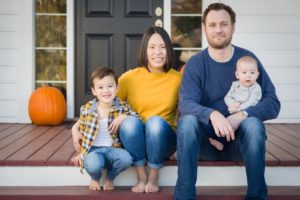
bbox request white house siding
[0,0,33,123]
[203,0,300,123]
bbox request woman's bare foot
[209,137,224,151]
[145,168,159,193]
[131,166,147,193]
[89,179,101,190]
[103,178,114,191]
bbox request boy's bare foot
[89,179,101,190]
[103,178,114,191]
[145,168,159,193]
[209,137,224,151]
[131,166,147,193]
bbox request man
[174,3,280,200]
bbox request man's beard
[207,35,233,49]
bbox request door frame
[66,0,172,118]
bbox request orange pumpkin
[28,86,67,125]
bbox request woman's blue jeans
[174,115,268,200]
[119,116,176,169]
[84,146,132,181]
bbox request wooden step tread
[1,123,300,166]
[0,186,300,200]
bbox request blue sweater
[179,45,280,125]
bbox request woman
[72,26,181,193]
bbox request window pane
[171,0,202,14]
[36,15,66,47]
[36,49,66,81]
[171,16,202,48]
[35,0,66,13]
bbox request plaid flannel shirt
[79,97,137,164]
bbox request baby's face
[235,62,259,87]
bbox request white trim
[0,166,299,186]
[164,0,171,36]
[66,0,74,118]
[16,0,34,123]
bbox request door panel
[75,0,163,116]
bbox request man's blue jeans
[119,116,176,169]
[174,115,268,200]
[84,146,132,181]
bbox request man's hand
[226,111,247,131]
[210,111,235,142]
[71,120,82,153]
[109,114,128,133]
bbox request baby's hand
[109,114,128,133]
[228,103,240,113]
[71,153,82,167]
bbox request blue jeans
[84,146,132,181]
[174,115,268,200]
[119,116,176,169]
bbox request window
[171,0,202,71]
[35,0,67,98]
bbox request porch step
[0,186,299,200]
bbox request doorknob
[155,7,162,17]
[155,19,163,27]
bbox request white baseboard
[0,166,299,186]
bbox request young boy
[209,56,262,151]
[71,67,137,191]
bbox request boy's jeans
[84,146,132,181]
[174,115,268,200]
[119,116,176,169]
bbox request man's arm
[180,58,235,141]
[179,59,214,125]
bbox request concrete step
[0,186,300,200]
[1,166,300,187]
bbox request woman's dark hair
[137,26,174,72]
[90,67,118,87]
[202,3,236,25]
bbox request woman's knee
[120,116,143,139]
[145,116,167,136]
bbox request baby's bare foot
[103,178,114,191]
[89,179,101,191]
[209,137,224,151]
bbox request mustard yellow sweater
[118,67,182,129]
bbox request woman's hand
[71,120,82,153]
[109,114,128,133]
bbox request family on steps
[71,3,280,200]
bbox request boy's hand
[109,114,128,133]
[71,120,82,153]
[71,154,82,167]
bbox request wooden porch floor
[0,123,300,166]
